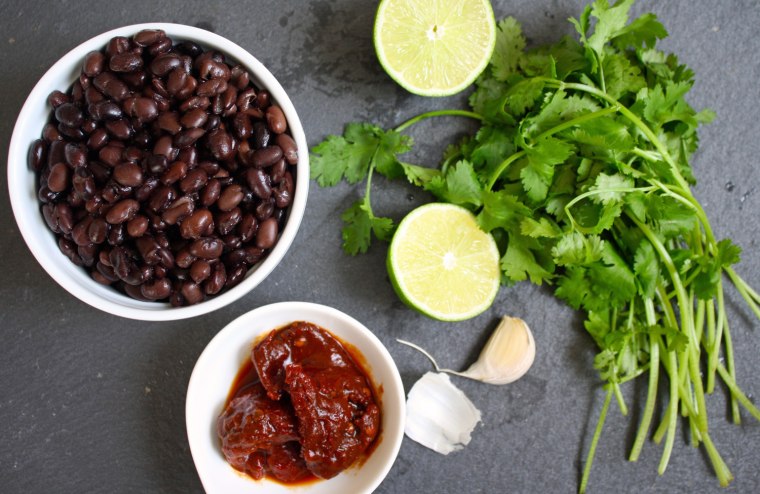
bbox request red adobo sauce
[217,321,382,484]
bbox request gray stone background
[1,0,759,492]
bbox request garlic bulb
[404,372,482,455]
[398,315,536,385]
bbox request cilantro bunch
[310,0,760,490]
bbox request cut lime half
[374,0,497,97]
[387,203,501,321]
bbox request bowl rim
[7,22,309,321]
[185,301,406,494]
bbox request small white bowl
[186,302,405,494]
[6,23,309,320]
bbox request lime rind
[387,203,501,321]
[374,0,497,97]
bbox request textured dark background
[1,1,759,493]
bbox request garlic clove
[461,316,535,385]
[404,372,482,455]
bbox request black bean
[140,278,172,300]
[189,259,211,284]
[174,127,206,148]
[225,264,247,288]
[105,36,130,57]
[200,178,221,206]
[255,217,278,249]
[180,209,214,240]
[238,213,257,242]
[93,72,129,101]
[180,281,204,305]
[265,105,287,134]
[245,168,272,199]
[55,103,84,128]
[251,145,282,168]
[109,52,143,72]
[216,207,242,235]
[48,90,70,108]
[47,162,70,192]
[150,53,182,77]
[180,108,208,128]
[166,68,188,95]
[161,160,188,185]
[87,128,109,150]
[270,158,287,184]
[162,196,194,225]
[133,29,165,47]
[89,100,123,121]
[206,129,234,160]
[217,184,244,211]
[29,139,47,172]
[58,123,85,141]
[105,198,139,224]
[275,133,298,165]
[189,237,224,259]
[157,111,182,135]
[197,78,227,97]
[204,263,226,295]
[179,168,208,194]
[127,215,149,237]
[105,119,133,140]
[252,121,270,149]
[87,217,109,244]
[113,161,144,187]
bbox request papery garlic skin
[461,316,536,385]
[404,372,482,455]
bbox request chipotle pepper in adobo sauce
[217,321,382,484]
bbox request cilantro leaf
[521,137,575,202]
[491,17,526,81]
[310,123,411,186]
[501,233,554,284]
[633,240,659,298]
[477,189,532,233]
[586,0,635,56]
[588,172,635,204]
[400,162,441,187]
[520,216,562,238]
[341,198,394,255]
[423,160,483,207]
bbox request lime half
[374,0,497,97]
[387,203,501,321]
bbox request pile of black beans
[29,29,298,306]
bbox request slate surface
[1,1,759,493]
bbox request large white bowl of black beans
[7,23,309,321]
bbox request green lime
[373,0,497,97]
[387,203,501,321]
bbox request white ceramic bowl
[7,23,309,320]
[186,302,405,494]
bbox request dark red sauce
[217,321,382,484]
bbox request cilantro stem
[580,387,612,494]
[628,330,659,462]
[485,106,618,190]
[705,299,717,393]
[716,363,760,421]
[653,286,679,473]
[719,283,742,423]
[726,267,760,305]
[393,109,483,133]
[486,150,526,190]
[725,268,760,321]
[702,431,734,487]
[631,215,708,433]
